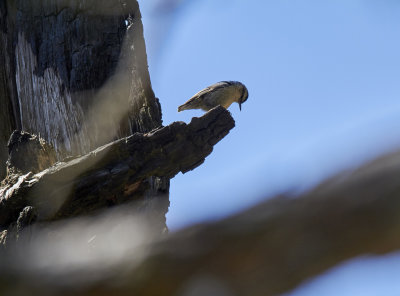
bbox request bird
[178,81,249,112]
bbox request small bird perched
[178,81,249,112]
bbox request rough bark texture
[6,130,57,175]
[0,106,234,232]
[0,0,19,180]
[1,149,400,295]
[0,0,168,230]
[2,0,161,156]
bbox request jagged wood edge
[0,106,235,227]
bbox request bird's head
[238,83,249,111]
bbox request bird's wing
[183,81,233,105]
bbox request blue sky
[138,1,400,294]
[284,251,400,296]
[140,0,400,227]
[138,0,400,294]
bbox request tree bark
[0,0,168,231]
[0,106,234,229]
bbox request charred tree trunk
[0,0,169,231]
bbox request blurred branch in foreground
[2,147,400,295]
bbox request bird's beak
[239,102,242,111]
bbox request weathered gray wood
[0,0,169,232]
[0,106,234,228]
[1,0,161,157]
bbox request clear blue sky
[141,0,400,227]
[139,1,400,292]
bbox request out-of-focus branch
[2,148,400,295]
[80,150,400,296]
[0,106,234,227]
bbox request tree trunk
[0,0,168,230]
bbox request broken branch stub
[0,106,235,227]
